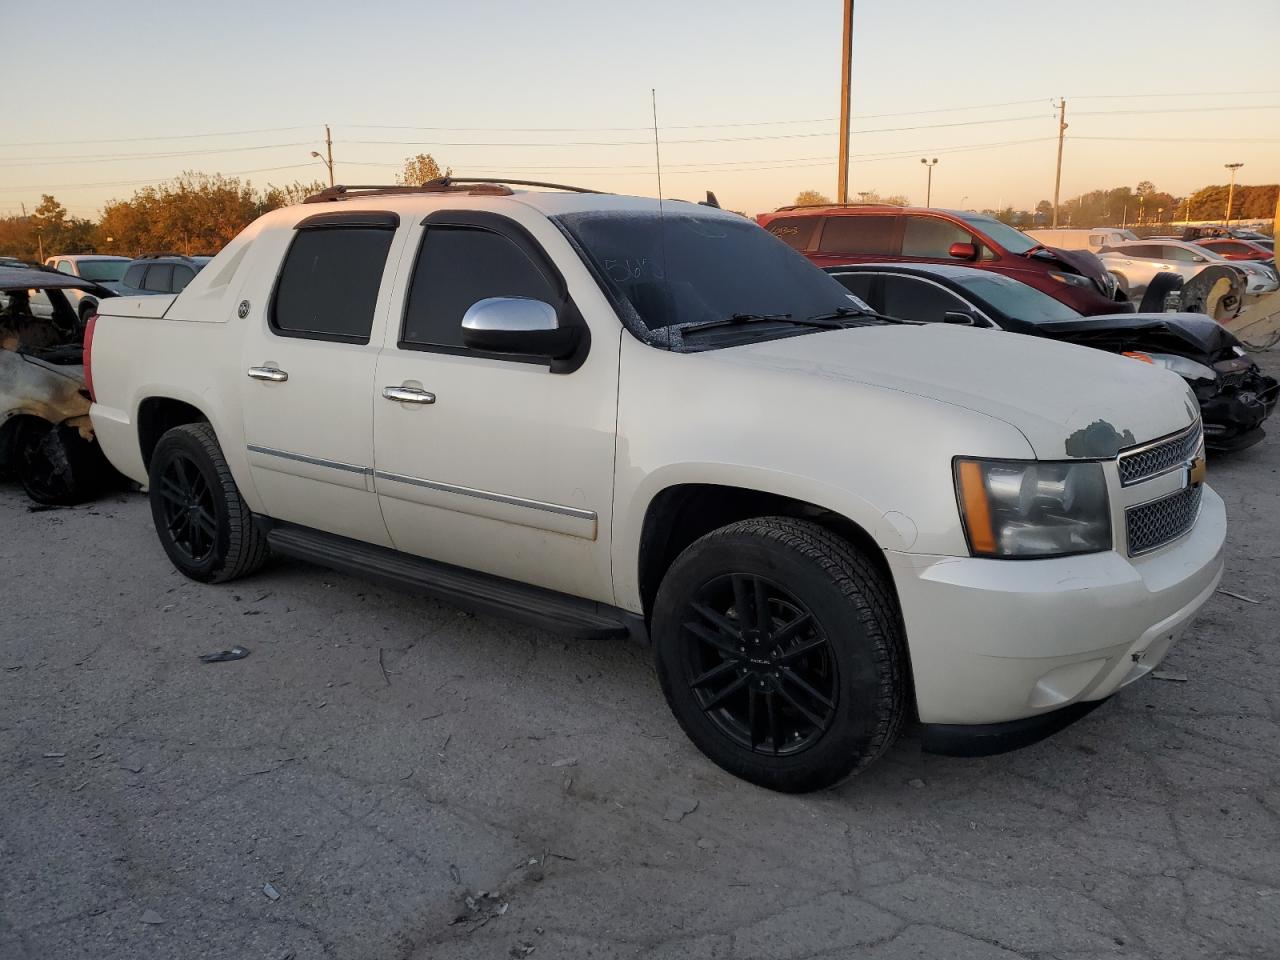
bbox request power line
[1071,134,1280,143]
[1071,89,1280,100]
[0,163,317,193]
[0,141,314,167]
[0,125,318,148]
[1075,104,1280,117]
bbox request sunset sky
[2,0,1277,219]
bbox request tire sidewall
[653,531,892,791]
[148,429,233,582]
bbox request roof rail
[772,201,906,212]
[303,177,603,204]
[136,251,201,260]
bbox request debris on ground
[1152,670,1189,683]
[908,778,926,788]
[139,909,164,925]
[1217,588,1261,604]
[263,882,281,901]
[550,757,578,768]
[663,796,699,822]
[43,752,66,758]
[511,942,536,957]
[449,890,509,930]
[378,648,391,685]
[120,758,144,773]
[198,645,250,664]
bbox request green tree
[794,189,830,206]
[398,154,451,186]
[27,194,97,257]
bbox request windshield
[554,211,859,345]
[956,214,1038,254]
[953,272,1080,324]
[76,260,128,282]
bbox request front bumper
[887,484,1226,726]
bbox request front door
[372,209,617,603]
[239,211,405,547]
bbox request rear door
[238,210,405,546]
[810,213,901,267]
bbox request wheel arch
[137,396,210,470]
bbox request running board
[264,521,642,641]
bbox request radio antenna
[652,88,671,351]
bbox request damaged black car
[827,262,1277,451]
[0,265,121,503]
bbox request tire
[1108,272,1130,298]
[18,421,101,506]
[148,423,269,583]
[652,517,907,793]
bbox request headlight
[1122,351,1217,382]
[1048,271,1092,288]
[954,458,1111,558]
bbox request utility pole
[920,158,937,207]
[1051,98,1067,227]
[836,0,854,204]
[1224,162,1243,227]
[325,124,335,187]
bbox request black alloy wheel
[155,452,219,563]
[683,573,837,756]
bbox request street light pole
[1052,97,1067,227]
[311,125,335,187]
[920,158,937,207]
[836,0,854,204]
[1224,162,1243,227]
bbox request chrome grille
[1126,484,1203,555]
[1117,423,1202,487]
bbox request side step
[265,521,642,641]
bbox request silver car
[1099,239,1279,297]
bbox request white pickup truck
[88,180,1226,791]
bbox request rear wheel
[18,421,101,505]
[652,517,907,792]
[148,423,269,583]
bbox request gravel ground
[2,352,1278,960]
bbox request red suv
[1194,237,1276,267]
[757,204,1129,316]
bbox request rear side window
[881,276,969,324]
[124,263,147,287]
[902,216,973,258]
[400,226,557,351]
[830,272,879,308]
[172,265,196,292]
[818,215,898,256]
[764,216,820,251]
[144,264,173,292]
[56,260,75,275]
[272,227,394,343]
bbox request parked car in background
[1098,239,1278,298]
[0,265,119,503]
[827,261,1277,451]
[758,204,1129,316]
[88,179,1224,792]
[1025,227,1138,252]
[44,254,131,322]
[118,254,213,296]
[1195,237,1276,268]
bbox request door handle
[383,385,436,404]
[247,366,289,382]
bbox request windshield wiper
[803,306,915,326]
[680,312,818,334]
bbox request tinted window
[172,265,196,292]
[272,227,394,342]
[818,215,898,256]
[1121,244,1165,259]
[830,272,879,308]
[902,216,973,258]
[124,263,147,287]
[954,273,1079,323]
[881,275,969,324]
[77,260,128,282]
[143,264,173,292]
[763,216,820,251]
[401,226,557,350]
[1215,242,1250,254]
[1161,245,1205,263]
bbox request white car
[86,180,1225,792]
[45,254,132,321]
[1099,239,1279,296]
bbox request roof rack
[304,177,603,204]
[136,252,203,260]
[772,201,907,212]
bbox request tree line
[0,154,450,261]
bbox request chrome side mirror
[460,297,580,358]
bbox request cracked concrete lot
[2,353,1279,960]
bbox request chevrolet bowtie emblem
[1185,456,1206,488]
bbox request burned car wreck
[826,262,1278,451]
[0,266,119,503]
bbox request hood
[1034,312,1238,363]
[708,324,1198,460]
[1033,245,1106,281]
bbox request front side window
[272,227,394,343]
[555,211,857,345]
[817,215,898,256]
[763,216,820,251]
[902,216,974,259]
[956,215,1037,254]
[880,276,970,324]
[401,226,558,350]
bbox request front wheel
[652,517,908,792]
[148,423,269,583]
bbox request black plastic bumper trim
[919,698,1108,758]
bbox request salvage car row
[1,180,1271,792]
